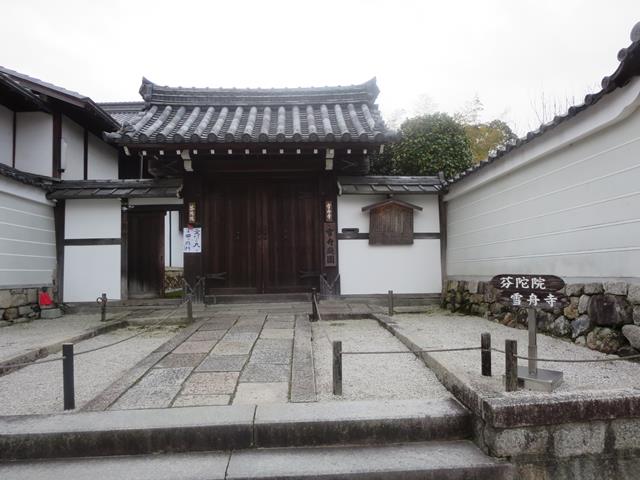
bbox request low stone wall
[0,287,43,326]
[442,279,640,356]
[165,267,184,292]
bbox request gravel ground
[0,313,128,363]
[392,311,640,397]
[0,325,180,415]
[312,319,451,402]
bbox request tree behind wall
[372,113,473,179]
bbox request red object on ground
[39,291,53,307]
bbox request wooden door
[128,210,164,298]
[204,175,320,294]
[260,178,320,293]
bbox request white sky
[2,0,639,134]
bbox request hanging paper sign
[183,227,202,253]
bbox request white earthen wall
[14,112,52,177]
[60,116,84,180]
[0,177,55,287]
[87,133,118,179]
[337,194,441,294]
[445,104,640,282]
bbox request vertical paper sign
[183,227,202,253]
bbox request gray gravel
[392,311,640,397]
[312,319,451,402]
[0,326,180,415]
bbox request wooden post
[311,288,318,322]
[186,294,193,323]
[481,332,491,377]
[62,343,75,410]
[332,341,342,395]
[100,293,107,322]
[388,290,394,316]
[505,339,518,392]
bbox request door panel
[128,210,164,298]
[204,175,320,294]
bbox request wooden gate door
[128,210,165,298]
[205,175,320,294]
[259,178,320,293]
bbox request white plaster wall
[14,112,52,177]
[337,194,441,294]
[60,116,84,180]
[164,211,184,268]
[0,180,55,287]
[0,104,13,166]
[63,245,120,301]
[445,104,640,282]
[87,133,118,179]
[65,199,121,239]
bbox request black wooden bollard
[100,293,107,322]
[332,341,342,395]
[311,288,318,322]
[388,290,394,316]
[62,343,75,410]
[505,339,518,392]
[186,294,193,323]
[481,332,492,377]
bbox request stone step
[206,293,311,304]
[0,441,514,480]
[0,399,471,460]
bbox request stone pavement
[108,312,312,409]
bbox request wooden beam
[83,129,88,180]
[52,112,62,178]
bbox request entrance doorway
[204,175,321,294]
[127,210,165,298]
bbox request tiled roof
[0,72,49,111]
[0,65,119,132]
[338,176,444,195]
[104,78,393,145]
[448,21,640,185]
[0,163,56,189]
[47,178,182,200]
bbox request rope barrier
[489,347,640,363]
[342,346,482,355]
[0,298,190,371]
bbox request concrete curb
[0,399,470,460]
[0,320,128,377]
[372,313,640,429]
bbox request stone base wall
[0,287,44,326]
[442,279,640,356]
[165,267,184,292]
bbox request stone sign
[490,274,566,309]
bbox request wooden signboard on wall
[362,198,423,245]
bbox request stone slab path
[109,312,313,409]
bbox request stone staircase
[0,399,513,479]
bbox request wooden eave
[361,198,423,212]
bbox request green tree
[464,119,517,164]
[391,113,473,178]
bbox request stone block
[634,306,640,326]
[3,307,18,320]
[588,294,632,326]
[550,316,571,337]
[563,297,579,320]
[604,281,628,296]
[565,283,584,297]
[172,394,230,407]
[18,305,33,316]
[26,288,38,304]
[467,280,479,294]
[621,325,640,350]
[233,382,288,404]
[10,294,27,308]
[0,320,9,328]
[240,363,290,383]
[486,426,550,457]
[612,418,640,451]
[136,367,193,388]
[483,285,499,303]
[155,353,206,369]
[0,290,12,309]
[553,422,606,457]
[583,283,604,295]
[449,280,459,291]
[571,315,592,339]
[578,295,591,314]
[575,336,586,346]
[627,284,640,305]
[39,308,63,319]
[181,372,239,395]
[586,328,626,354]
[196,355,248,372]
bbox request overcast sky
[2,1,639,134]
